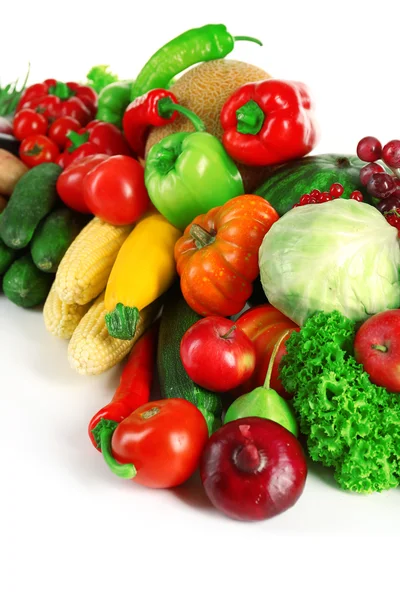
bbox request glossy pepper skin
[131,24,262,101]
[58,120,132,169]
[89,324,158,451]
[16,79,97,126]
[144,107,244,231]
[123,89,179,158]
[220,79,319,166]
[96,81,132,129]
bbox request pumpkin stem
[190,223,215,249]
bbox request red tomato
[111,399,209,488]
[56,154,109,212]
[13,109,48,141]
[19,134,60,168]
[83,155,150,225]
[61,97,91,126]
[48,116,81,150]
[21,95,62,120]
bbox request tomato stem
[99,422,137,479]
[190,223,216,249]
[263,329,292,390]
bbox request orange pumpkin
[174,194,279,317]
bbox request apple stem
[371,344,388,353]
[221,324,236,339]
[263,329,293,390]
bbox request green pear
[224,329,298,437]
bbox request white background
[1,1,399,598]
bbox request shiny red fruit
[382,140,400,169]
[180,316,256,393]
[112,399,209,489]
[200,417,308,521]
[13,109,48,140]
[356,136,382,162]
[360,162,385,186]
[354,309,400,393]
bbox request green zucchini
[157,283,223,434]
[30,207,83,273]
[255,154,375,216]
[0,162,62,249]
[3,255,53,307]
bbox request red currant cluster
[357,136,400,236]
[293,183,363,208]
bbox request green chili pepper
[131,23,262,101]
[96,81,133,129]
[144,98,244,230]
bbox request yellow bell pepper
[104,211,181,340]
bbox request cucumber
[255,154,375,216]
[157,283,223,434]
[0,239,17,275]
[0,162,62,249]
[30,207,83,273]
[3,255,53,307]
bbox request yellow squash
[104,211,181,340]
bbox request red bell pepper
[122,88,179,157]
[220,79,319,166]
[56,154,109,213]
[89,324,158,451]
[58,120,132,169]
[16,79,97,125]
[83,155,150,225]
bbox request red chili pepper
[122,88,179,157]
[220,79,319,166]
[58,120,132,169]
[16,79,97,126]
[88,324,158,451]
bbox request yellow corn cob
[68,292,160,375]
[43,282,91,340]
[55,217,132,306]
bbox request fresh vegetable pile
[3,22,400,523]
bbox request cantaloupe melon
[145,60,273,193]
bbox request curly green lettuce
[280,310,400,494]
[86,65,119,94]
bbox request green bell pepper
[96,81,133,129]
[144,101,244,230]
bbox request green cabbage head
[259,198,400,326]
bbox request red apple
[354,309,400,393]
[200,417,307,521]
[180,316,256,393]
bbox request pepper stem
[98,421,137,479]
[233,35,263,46]
[48,81,74,100]
[236,100,265,135]
[67,130,90,152]
[263,329,293,390]
[190,223,216,249]
[157,97,206,132]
